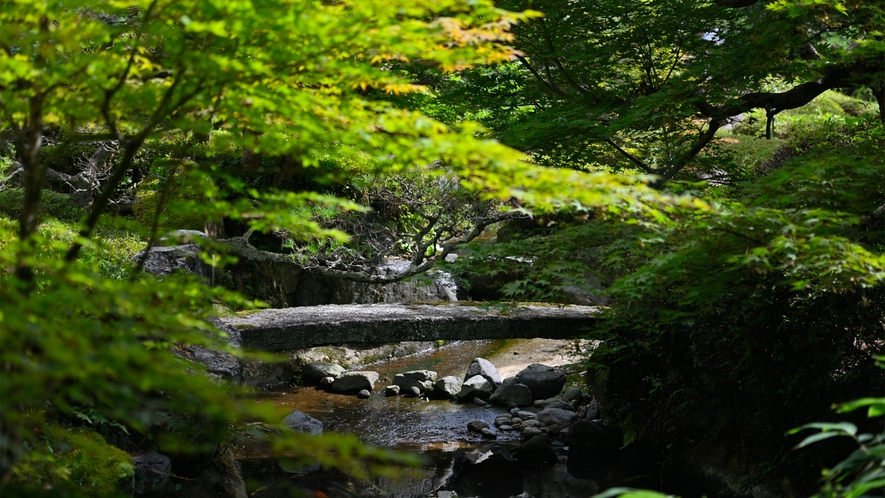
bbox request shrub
[0,189,84,224]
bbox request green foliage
[0,189,84,223]
[594,489,673,498]
[404,0,884,185]
[451,117,884,490]
[589,120,884,488]
[8,426,134,497]
[132,174,209,233]
[716,135,787,176]
[1,0,606,492]
[731,90,879,138]
[596,364,885,498]
[787,360,885,498]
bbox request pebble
[473,398,487,406]
[480,428,497,439]
[407,386,422,397]
[467,421,489,433]
[319,377,334,388]
[384,385,400,396]
[511,417,523,425]
[499,425,514,431]
[357,389,371,399]
[514,411,536,420]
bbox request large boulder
[283,411,324,435]
[489,383,533,407]
[185,345,243,384]
[431,376,462,399]
[515,363,566,400]
[134,231,214,284]
[331,371,379,393]
[393,370,438,393]
[537,407,578,434]
[240,361,296,390]
[302,362,346,383]
[457,375,495,402]
[464,358,502,388]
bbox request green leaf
[594,488,675,498]
[836,398,885,418]
[788,422,857,436]
[794,431,841,449]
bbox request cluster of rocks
[279,355,620,485]
[300,356,603,441]
[298,356,576,408]
[300,359,465,400]
[463,367,601,443]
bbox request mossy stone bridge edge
[219,303,602,352]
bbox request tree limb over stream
[220,207,528,284]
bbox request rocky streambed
[239,338,620,498]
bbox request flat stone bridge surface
[220,303,600,351]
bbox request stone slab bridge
[220,303,601,351]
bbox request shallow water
[242,338,596,497]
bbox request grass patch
[0,214,145,280]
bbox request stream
[239,338,601,498]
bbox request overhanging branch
[699,60,883,120]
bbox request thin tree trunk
[14,93,45,283]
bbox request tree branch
[603,138,656,174]
[657,116,724,185]
[700,60,883,120]
[515,55,573,100]
[217,211,528,285]
[540,19,589,96]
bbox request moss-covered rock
[8,426,135,497]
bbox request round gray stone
[467,421,490,433]
[302,362,346,383]
[283,410,324,435]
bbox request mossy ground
[8,426,135,497]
